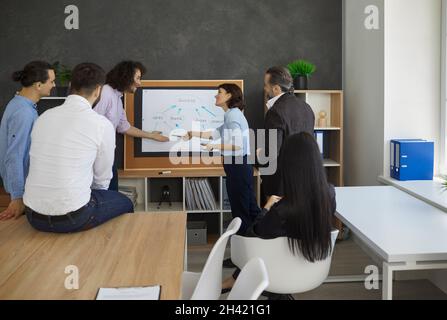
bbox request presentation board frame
[124,80,244,171]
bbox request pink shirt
[94,84,131,134]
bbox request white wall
[382,0,444,295]
[343,0,385,186]
[434,0,447,294]
[383,0,442,177]
[344,0,446,294]
[344,0,441,185]
[440,0,447,175]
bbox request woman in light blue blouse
[185,84,260,235]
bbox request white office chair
[231,230,339,298]
[181,218,242,300]
[227,258,269,300]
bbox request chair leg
[261,291,294,300]
[261,291,276,300]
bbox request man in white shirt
[23,63,134,233]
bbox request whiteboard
[141,88,224,153]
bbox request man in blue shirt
[0,61,55,220]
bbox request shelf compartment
[147,202,183,212]
[187,212,221,244]
[134,203,146,212]
[185,177,220,212]
[187,201,221,213]
[326,167,342,187]
[323,159,341,167]
[147,177,183,209]
[314,127,341,131]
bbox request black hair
[70,63,106,96]
[217,83,245,111]
[106,61,146,92]
[279,132,333,262]
[12,61,53,87]
[266,66,294,93]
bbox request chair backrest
[191,218,242,300]
[231,230,339,294]
[227,258,269,300]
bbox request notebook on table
[96,285,161,300]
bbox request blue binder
[390,139,434,181]
[314,131,325,157]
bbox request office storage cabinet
[118,169,261,244]
[187,221,208,245]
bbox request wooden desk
[0,212,186,300]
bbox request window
[441,0,447,175]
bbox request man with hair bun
[0,61,55,220]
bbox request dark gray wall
[0,0,342,165]
[1,0,342,125]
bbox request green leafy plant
[52,61,72,87]
[287,59,316,78]
[441,175,447,191]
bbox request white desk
[335,186,447,300]
[378,176,447,212]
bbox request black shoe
[221,288,231,294]
[223,258,236,268]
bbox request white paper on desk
[96,285,160,300]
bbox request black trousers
[223,156,261,235]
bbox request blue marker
[163,105,178,113]
[201,106,216,117]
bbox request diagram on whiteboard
[141,89,225,153]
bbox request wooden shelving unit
[118,169,261,242]
[294,90,344,187]
[264,90,344,187]
[296,90,344,237]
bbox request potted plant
[287,59,316,90]
[442,176,447,191]
[52,61,72,97]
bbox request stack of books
[222,177,231,210]
[118,186,138,208]
[185,178,218,211]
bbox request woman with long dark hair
[222,131,336,291]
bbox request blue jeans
[26,190,134,233]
